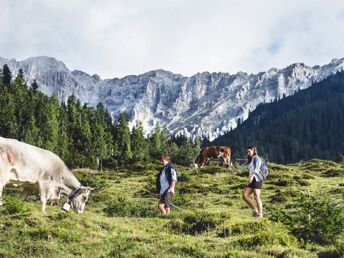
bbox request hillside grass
[0,159,343,257]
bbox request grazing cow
[195,146,232,168]
[0,137,93,213]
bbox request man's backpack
[156,163,178,193]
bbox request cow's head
[217,151,225,159]
[194,148,206,168]
[69,186,94,213]
[194,156,201,168]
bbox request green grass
[0,160,343,257]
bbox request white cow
[0,137,93,213]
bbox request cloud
[0,0,344,78]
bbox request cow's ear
[81,186,94,193]
[83,186,95,191]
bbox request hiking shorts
[247,177,263,189]
[159,189,173,208]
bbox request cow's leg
[205,158,210,165]
[0,177,9,206]
[0,184,3,206]
[224,157,230,168]
[21,186,33,201]
[40,182,61,212]
[40,193,47,213]
[39,181,49,213]
[48,185,61,206]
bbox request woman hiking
[242,145,264,218]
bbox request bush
[302,173,315,179]
[229,221,297,248]
[183,212,222,234]
[271,178,295,187]
[107,236,137,257]
[269,189,300,204]
[292,194,344,244]
[129,162,147,172]
[228,181,247,190]
[323,168,344,177]
[172,194,191,207]
[103,196,158,217]
[235,169,249,178]
[328,187,344,197]
[268,207,292,226]
[270,193,344,245]
[269,194,288,203]
[2,196,30,215]
[27,226,81,242]
[335,234,344,257]
[171,245,206,257]
[177,172,191,182]
[218,221,268,237]
[257,248,311,258]
[198,165,228,175]
[75,172,107,190]
[167,218,184,234]
[168,211,230,235]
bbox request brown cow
[195,146,232,168]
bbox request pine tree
[14,69,25,86]
[43,93,60,153]
[168,136,201,166]
[0,78,7,135]
[159,128,169,153]
[168,142,179,158]
[57,102,70,162]
[31,79,39,91]
[66,95,86,167]
[212,71,344,163]
[2,64,12,86]
[176,139,196,165]
[11,69,30,140]
[92,103,113,170]
[131,121,147,162]
[23,115,42,146]
[149,123,162,158]
[79,105,93,167]
[0,67,3,84]
[3,94,18,138]
[116,111,132,163]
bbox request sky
[1,0,344,79]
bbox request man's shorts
[159,189,173,208]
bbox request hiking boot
[256,213,263,218]
[252,210,263,218]
[252,209,259,217]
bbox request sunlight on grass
[0,159,343,257]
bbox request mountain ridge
[1,56,344,140]
[211,70,344,163]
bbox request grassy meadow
[0,159,343,258]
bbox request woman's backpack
[258,161,269,180]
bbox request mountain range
[1,56,344,140]
[211,70,344,163]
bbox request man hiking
[156,155,177,215]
